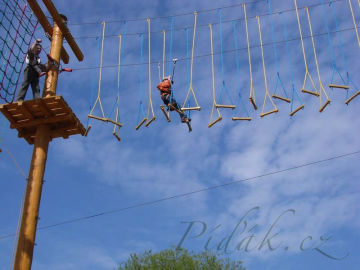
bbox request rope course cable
[281,13,305,116]
[256,16,278,117]
[243,3,257,111]
[66,0,345,41]
[232,20,251,121]
[1,149,359,240]
[267,0,291,104]
[67,0,267,26]
[182,12,201,112]
[0,0,38,103]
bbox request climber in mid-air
[157,75,192,132]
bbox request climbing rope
[243,3,257,110]
[182,11,201,111]
[348,0,360,48]
[85,36,101,136]
[88,21,107,122]
[256,16,278,117]
[144,18,156,127]
[111,34,124,141]
[305,6,331,112]
[232,21,251,121]
[184,27,192,119]
[294,0,318,97]
[135,33,148,130]
[320,0,349,91]
[281,13,304,116]
[208,23,222,128]
[107,21,127,141]
[267,0,290,103]
[331,2,360,104]
[216,8,236,110]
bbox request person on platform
[16,39,48,101]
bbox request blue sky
[1,0,360,269]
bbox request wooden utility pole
[0,1,84,270]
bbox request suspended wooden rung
[107,118,123,127]
[208,116,222,128]
[272,95,291,103]
[319,99,331,113]
[215,104,236,109]
[160,105,171,122]
[136,117,148,130]
[345,90,360,105]
[181,106,201,111]
[232,117,252,121]
[301,89,319,97]
[168,104,182,114]
[249,97,257,110]
[329,84,349,90]
[289,105,305,117]
[260,109,279,118]
[88,114,107,122]
[145,116,156,127]
[113,132,121,142]
[84,125,92,137]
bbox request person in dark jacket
[16,39,47,101]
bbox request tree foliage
[118,248,246,270]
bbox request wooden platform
[0,96,86,144]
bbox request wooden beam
[232,117,252,121]
[41,0,84,62]
[181,106,201,111]
[136,118,148,130]
[289,105,305,116]
[260,109,279,117]
[208,117,222,128]
[26,0,70,64]
[215,104,236,109]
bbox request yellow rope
[162,30,166,80]
[182,12,200,110]
[305,7,330,111]
[243,4,257,110]
[113,34,122,137]
[256,16,278,117]
[349,0,360,47]
[145,18,155,126]
[208,23,222,128]
[294,0,318,95]
[88,21,106,119]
